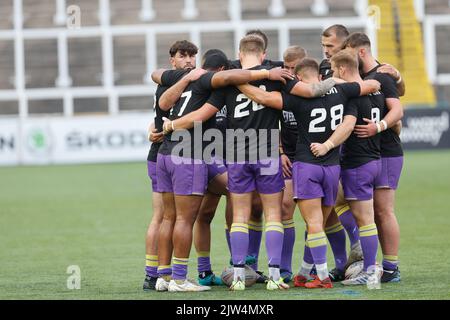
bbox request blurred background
[0,0,449,166]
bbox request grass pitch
[1,151,450,300]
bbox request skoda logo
[27,127,52,155]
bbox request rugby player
[343,32,404,283]
[279,46,307,282]
[143,40,198,291]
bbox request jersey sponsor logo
[282,111,297,126]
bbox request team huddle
[143,24,404,292]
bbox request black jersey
[319,59,333,80]
[340,94,384,169]
[207,65,298,162]
[229,59,284,70]
[147,85,171,162]
[281,83,361,166]
[158,70,216,159]
[363,64,403,157]
[280,109,298,162]
[215,105,228,136]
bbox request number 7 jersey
[281,82,361,166]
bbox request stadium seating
[0,0,449,116]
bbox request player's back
[282,83,360,166]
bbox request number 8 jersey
[281,82,361,166]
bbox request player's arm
[289,78,336,98]
[210,67,293,88]
[392,120,402,136]
[147,121,164,143]
[162,103,219,134]
[354,98,404,138]
[359,79,381,96]
[151,69,166,85]
[159,69,207,110]
[237,84,283,110]
[377,63,405,96]
[310,115,357,157]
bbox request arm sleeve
[207,87,227,110]
[282,79,299,93]
[375,73,399,99]
[344,98,359,118]
[339,82,361,99]
[161,69,189,86]
[198,71,216,92]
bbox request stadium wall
[1,108,450,166]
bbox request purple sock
[307,232,328,265]
[230,223,249,265]
[359,224,379,271]
[197,252,211,273]
[337,205,360,246]
[172,257,189,280]
[303,231,314,264]
[382,255,398,270]
[248,220,263,270]
[145,255,158,278]
[280,220,295,272]
[157,265,172,278]
[325,223,347,271]
[265,222,284,266]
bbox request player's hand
[310,143,329,157]
[354,118,378,138]
[186,68,207,82]
[365,79,381,92]
[377,63,401,81]
[281,154,292,178]
[268,67,294,84]
[162,117,173,135]
[148,128,164,143]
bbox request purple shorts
[341,159,382,201]
[292,161,340,206]
[227,158,284,194]
[207,160,227,183]
[147,161,159,192]
[156,154,208,196]
[374,156,403,190]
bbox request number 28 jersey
[281,82,361,166]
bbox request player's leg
[335,183,362,268]
[156,191,176,291]
[280,178,296,282]
[226,163,255,291]
[194,169,228,286]
[167,156,210,292]
[341,160,382,286]
[154,154,176,291]
[144,191,164,290]
[247,192,263,270]
[324,207,347,280]
[374,156,403,283]
[374,188,401,282]
[297,199,333,289]
[143,160,163,291]
[255,158,289,290]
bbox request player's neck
[344,72,363,83]
[362,56,378,73]
[241,56,262,69]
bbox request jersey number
[178,91,192,116]
[234,85,266,119]
[371,107,381,123]
[308,104,344,133]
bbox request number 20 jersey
[281,82,361,166]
